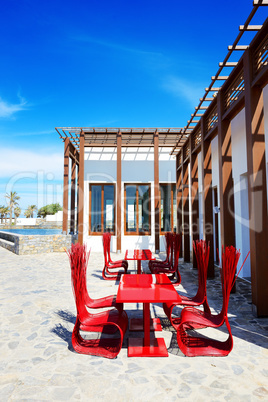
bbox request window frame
[124,183,151,236]
[89,183,116,235]
[159,183,177,234]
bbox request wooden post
[117,131,122,252]
[63,137,69,234]
[244,49,268,316]
[78,131,85,245]
[217,89,236,291]
[201,117,215,278]
[154,130,160,253]
[182,161,190,262]
[217,90,235,248]
[70,148,76,234]
[190,146,199,268]
[176,154,183,257]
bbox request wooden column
[182,161,190,262]
[63,137,70,234]
[218,89,236,292]
[217,90,235,249]
[70,149,76,234]
[117,132,122,252]
[78,131,85,245]
[244,49,268,316]
[154,130,160,253]
[176,154,183,257]
[201,118,215,278]
[190,147,199,268]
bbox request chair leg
[102,266,119,280]
[72,319,124,359]
[177,317,233,357]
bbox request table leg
[129,317,162,332]
[128,303,168,357]
[137,260,141,274]
[143,303,150,346]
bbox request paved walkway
[0,247,268,401]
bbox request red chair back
[172,233,181,284]
[102,232,111,266]
[221,246,241,318]
[163,232,173,264]
[67,243,90,321]
[193,240,210,300]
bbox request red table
[117,274,181,357]
[124,249,154,275]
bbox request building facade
[57,9,268,316]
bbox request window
[160,183,177,233]
[89,184,115,234]
[124,184,151,235]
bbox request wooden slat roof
[56,127,188,151]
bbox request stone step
[0,238,15,253]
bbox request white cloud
[73,35,163,57]
[0,94,29,118]
[162,76,204,108]
[0,147,63,180]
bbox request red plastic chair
[150,233,181,285]
[163,240,211,329]
[67,243,128,358]
[69,242,123,314]
[102,233,128,280]
[148,232,173,271]
[177,246,250,357]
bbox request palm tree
[14,207,21,226]
[0,205,5,224]
[5,191,20,226]
[0,206,9,224]
[24,205,37,218]
[24,210,31,218]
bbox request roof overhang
[56,127,188,152]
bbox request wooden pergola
[56,127,187,252]
[171,10,268,316]
[56,1,268,316]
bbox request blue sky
[0,0,266,215]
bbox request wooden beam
[217,89,236,291]
[211,76,229,80]
[219,62,238,67]
[63,138,69,234]
[201,117,215,278]
[182,161,190,262]
[228,45,249,51]
[217,89,236,248]
[117,132,122,252]
[78,131,85,245]
[70,150,76,234]
[253,0,268,4]
[176,155,183,258]
[154,131,160,253]
[205,88,221,91]
[244,49,268,316]
[190,141,199,268]
[239,25,262,31]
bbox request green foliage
[24,205,37,218]
[5,191,20,224]
[37,203,62,218]
[14,207,21,217]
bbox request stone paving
[0,246,268,401]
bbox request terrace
[1,246,267,399]
[56,2,268,316]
